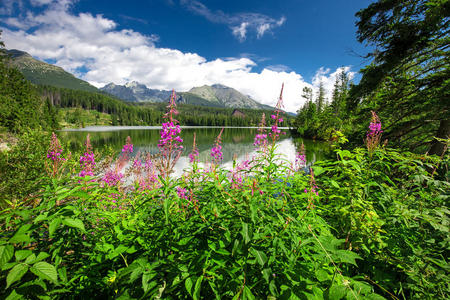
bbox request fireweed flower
[230,159,250,189]
[47,132,64,162]
[102,169,123,187]
[176,187,189,200]
[79,134,96,178]
[254,113,268,149]
[365,111,383,155]
[157,90,183,178]
[294,142,306,171]
[122,136,133,155]
[189,132,199,163]
[306,167,319,210]
[211,128,224,165]
[139,153,159,191]
[269,84,285,144]
[46,132,66,177]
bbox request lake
[58,126,329,176]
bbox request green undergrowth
[0,143,448,299]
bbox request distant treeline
[36,85,292,128]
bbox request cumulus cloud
[312,66,355,103]
[0,1,352,113]
[181,0,285,41]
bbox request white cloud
[181,0,285,41]
[30,0,54,6]
[232,22,249,41]
[312,66,355,103]
[0,2,352,113]
[256,23,270,38]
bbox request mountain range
[100,82,273,110]
[5,49,272,110]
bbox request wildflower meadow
[0,88,448,299]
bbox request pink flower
[269,84,285,143]
[189,133,199,163]
[47,132,65,162]
[254,113,268,149]
[157,90,183,177]
[79,135,96,178]
[102,170,123,186]
[365,111,383,155]
[294,142,306,171]
[211,128,224,164]
[176,187,188,200]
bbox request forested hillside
[0,37,58,133]
[37,85,290,128]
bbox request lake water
[58,126,329,176]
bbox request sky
[0,0,374,112]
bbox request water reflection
[58,126,329,175]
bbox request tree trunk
[428,119,450,156]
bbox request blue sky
[0,0,374,112]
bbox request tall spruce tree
[331,70,350,118]
[316,82,326,113]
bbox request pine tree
[315,82,326,113]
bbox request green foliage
[295,70,352,141]
[0,131,51,207]
[58,107,111,127]
[0,143,388,299]
[350,0,450,154]
[0,49,59,133]
[315,147,449,299]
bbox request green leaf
[34,252,50,264]
[49,218,61,237]
[312,165,325,176]
[330,180,340,189]
[6,264,28,289]
[8,234,31,244]
[365,293,387,300]
[15,250,32,261]
[34,212,49,223]
[24,253,36,264]
[232,239,240,256]
[250,248,267,266]
[262,268,272,283]
[142,272,153,293]
[335,250,361,266]
[62,218,85,232]
[58,267,68,283]
[0,245,14,268]
[178,237,192,246]
[328,285,347,300]
[315,269,329,282]
[193,275,203,300]
[5,289,22,300]
[30,262,58,283]
[185,277,194,297]
[242,223,251,244]
[352,281,372,295]
[243,286,256,300]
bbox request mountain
[186,84,272,110]
[5,49,99,92]
[100,81,171,102]
[101,81,272,110]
